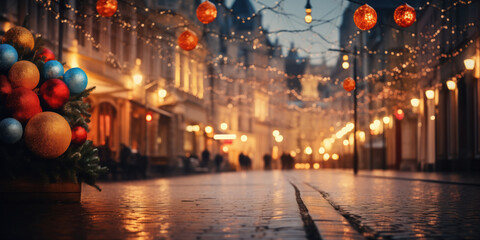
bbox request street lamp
[410,98,420,107]
[133,73,143,85]
[446,80,457,91]
[304,0,312,24]
[220,122,228,131]
[464,58,475,70]
[425,90,435,100]
[329,46,359,174]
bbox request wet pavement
[290,170,480,239]
[1,169,480,239]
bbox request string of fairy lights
[31,0,479,116]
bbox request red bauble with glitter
[96,0,118,17]
[178,30,198,51]
[5,87,42,123]
[343,77,356,92]
[196,1,217,24]
[36,47,55,63]
[394,4,416,28]
[353,4,377,30]
[71,126,87,145]
[39,78,70,109]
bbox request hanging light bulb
[305,0,313,24]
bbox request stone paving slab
[291,178,365,240]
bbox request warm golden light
[222,146,229,153]
[411,98,420,107]
[318,147,325,154]
[383,116,391,124]
[290,150,297,157]
[464,58,475,70]
[158,88,167,98]
[304,13,313,24]
[425,90,435,100]
[332,153,339,160]
[313,163,320,169]
[343,55,349,61]
[342,62,350,69]
[323,153,330,161]
[343,140,349,146]
[240,135,248,142]
[220,122,228,130]
[430,115,436,121]
[275,135,284,143]
[446,80,456,91]
[305,163,311,169]
[358,131,366,142]
[145,112,153,122]
[133,73,143,85]
[272,130,280,137]
[205,126,213,134]
[304,146,313,155]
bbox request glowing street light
[446,80,456,91]
[240,135,248,142]
[332,153,339,160]
[318,147,325,154]
[133,73,143,85]
[304,0,312,23]
[220,122,228,130]
[383,116,391,124]
[410,98,420,107]
[425,90,435,100]
[275,135,284,143]
[205,126,213,134]
[272,130,280,137]
[464,58,475,70]
[342,62,350,69]
[304,146,313,155]
[158,88,167,98]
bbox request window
[98,102,116,147]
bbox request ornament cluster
[353,3,416,31]
[0,26,88,159]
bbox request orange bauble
[8,60,40,89]
[196,1,217,24]
[96,0,118,17]
[178,30,198,51]
[343,77,356,92]
[2,26,35,54]
[353,4,377,31]
[24,112,72,159]
[394,4,416,28]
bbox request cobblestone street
[2,170,480,239]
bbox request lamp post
[329,46,359,174]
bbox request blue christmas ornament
[0,44,18,73]
[0,118,23,144]
[43,60,64,79]
[63,68,88,94]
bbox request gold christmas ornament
[8,60,40,89]
[24,112,72,159]
[2,26,35,54]
[96,0,118,17]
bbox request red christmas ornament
[354,4,377,31]
[394,4,416,28]
[39,79,70,109]
[36,47,55,62]
[196,1,217,24]
[343,77,356,92]
[178,30,198,51]
[71,126,87,145]
[96,0,118,17]
[394,109,405,120]
[0,75,12,101]
[5,87,42,123]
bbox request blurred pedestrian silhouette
[263,154,272,170]
[214,154,223,172]
[239,152,246,170]
[280,152,294,170]
[98,139,116,180]
[201,149,210,168]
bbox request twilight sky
[225,0,349,65]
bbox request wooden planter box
[0,180,81,203]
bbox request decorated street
[2,170,479,239]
